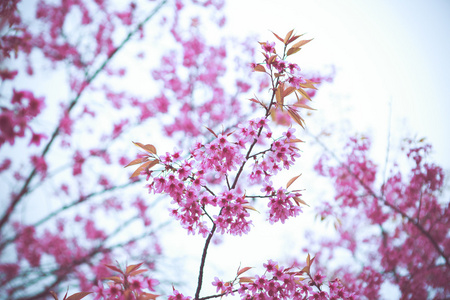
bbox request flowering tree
[304,135,450,299]
[114,30,354,299]
[2,1,449,300]
[0,0,267,298]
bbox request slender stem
[198,289,239,300]
[194,63,282,298]
[194,222,218,300]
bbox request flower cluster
[212,258,354,300]
[0,90,46,147]
[312,136,450,298]
[92,263,159,300]
[141,115,306,237]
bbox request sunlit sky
[223,0,450,169]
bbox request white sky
[222,0,450,169]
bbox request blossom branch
[0,0,168,232]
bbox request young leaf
[124,157,147,168]
[294,277,307,284]
[299,79,318,90]
[292,39,313,49]
[239,277,255,283]
[271,31,284,43]
[50,291,59,300]
[301,266,310,275]
[125,262,144,275]
[130,159,159,178]
[275,85,283,108]
[253,64,266,72]
[287,108,305,129]
[295,89,311,101]
[133,142,157,155]
[237,266,253,276]
[293,196,309,207]
[283,86,296,98]
[286,138,304,143]
[267,54,277,65]
[103,276,123,284]
[287,33,304,45]
[283,29,294,44]
[286,174,302,189]
[66,292,93,300]
[105,264,123,274]
[243,205,260,213]
[293,102,315,110]
[130,269,148,277]
[286,47,301,57]
[204,126,218,138]
[138,293,160,300]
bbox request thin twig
[308,131,450,268]
[0,0,168,232]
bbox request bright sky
[223,0,450,169]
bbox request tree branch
[308,131,450,268]
[0,0,168,232]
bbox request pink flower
[31,155,47,179]
[212,277,224,293]
[261,41,275,53]
[28,132,47,146]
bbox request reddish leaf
[294,277,307,284]
[243,205,260,213]
[253,64,266,72]
[249,98,266,109]
[130,269,148,277]
[275,84,284,108]
[138,293,160,300]
[204,126,218,138]
[133,142,157,155]
[50,291,59,300]
[286,138,304,143]
[105,264,123,274]
[124,157,147,168]
[283,86,296,98]
[286,174,302,189]
[286,47,301,57]
[130,159,159,178]
[287,108,305,129]
[125,262,144,275]
[271,31,284,43]
[104,276,123,284]
[299,79,318,90]
[301,266,310,274]
[239,277,255,283]
[66,292,93,300]
[267,54,277,65]
[295,89,311,102]
[292,39,313,48]
[287,33,304,44]
[237,266,253,276]
[293,196,309,207]
[283,29,294,44]
[293,102,315,110]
